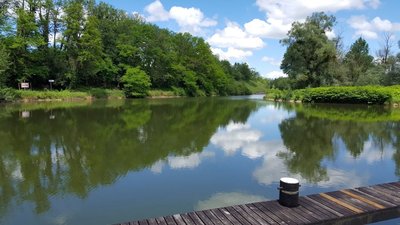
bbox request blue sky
[99,0,400,79]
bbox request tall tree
[280,12,337,88]
[344,37,373,85]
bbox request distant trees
[274,12,400,90]
[343,37,373,85]
[280,12,337,88]
[0,0,263,96]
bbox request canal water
[0,96,399,225]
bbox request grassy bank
[0,88,125,102]
[265,86,400,105]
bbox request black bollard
[278,177,300,207]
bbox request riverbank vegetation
[265,86,400,104]
[0,0,265,100]
[268,12,400,104]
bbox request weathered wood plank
[257,201,298,225]
[208,209,234,225]
[298,198,335,222]
[327,191,376,212]
[340,189,387,209]
[187,212,205,225]
[249,203,286,225]
[115,181,400,225]
[308,194,354,216]
[346,189,396,208]
[217,208,242,224]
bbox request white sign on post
[20,83,30,89]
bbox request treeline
[0,0,261,97]
[270,12,400,90]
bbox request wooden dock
[115,181,400,225]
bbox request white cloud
[144,0,169,22]
[263,70,287,79]
[348,16,400,39]
[207,22,265,50]
[168,151,214,169]
[244,18,291,39]
[150,151,215,173]
[195,192,266,211]
[211,47,253,61]
[261,56,281,66]
[169,6,217,34]
[144,1,217,34]
[246,0,380,40]
[210,122,262,155]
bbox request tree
[280,12,337,88]
[121,66,151,97]
[344,37,373,85]
[0,43,9,87]
[376,32,394,65]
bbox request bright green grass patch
[148,89,178,97]
[265,86,400,105]
[17,90,89,100]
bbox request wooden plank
[172,214,188,225]
[202,210,225,225]
[301,196,343,218]
[232,205,270,225]
[241,204,277,225]
[217,208,242,224]
[164,216,178,225]
[249,203,286,225]
[298,198,337,222]
[209,209,234,225]
[180,214,197,225]
[368,186,400,203]
[187,212,205,225]
[308,194,354,217]
[356,187,400,205]
[138,220,149,225]
[265,201,311,224]
[155,217,168,225]
[223,206,253,225]
[147,218,158,225]
[293,204,324,223]
[114,181,400,225]
[341,189,392,208]
[196,211,215,225]
[319,193,363,213]
[329,191,378,213]
[257,201,298,225]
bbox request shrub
[0,88,20,102]
[121,67,151,98]
[302,86,391,104]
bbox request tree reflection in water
[278,103,400,183]
[0,98,259,217]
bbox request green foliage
[302,86,391,104]
[16,90,88,100]
[344,37,373,85]
[121,67,151,98]
[0,88,20,102]
[0,43,9,87]
[280,12,337,88]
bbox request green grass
[265,86,400,105]
[148,89,178,97]
[16,90,89,101]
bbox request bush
[302,86,391,104]
[121,67,151,98]
[0,88,20,102]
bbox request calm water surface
[0,96,400,225]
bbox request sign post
[48,80,54,90]
[20,82,30,89]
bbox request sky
[98,0,400,79]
